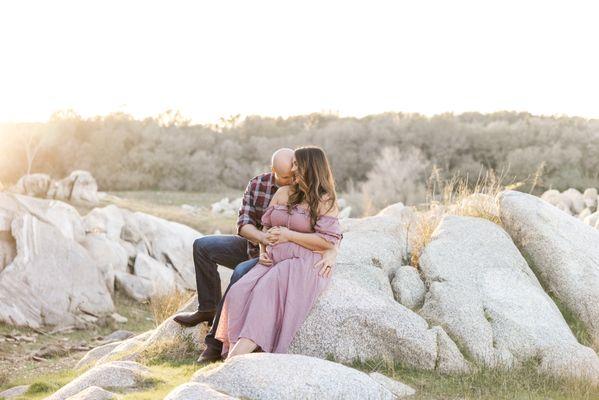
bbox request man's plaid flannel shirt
[237,172,279,259]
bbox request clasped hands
[258,226,336,278]
[264,226,291,245]
[258,226,290,266]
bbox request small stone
[65,385,117,400]
[368,372,416,398]
[110,313,128,324]
[103,330,135,344]
[0,384,30,399]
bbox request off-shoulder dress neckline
[265,203,339,219]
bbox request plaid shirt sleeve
[237,178,257,235]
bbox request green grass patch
[97,190,240,235]
[549,292,594,348]
[519,252,594,350]
[4,369,81,400]
[120,363,199,400]
[0,291,155,391]
[137,336,198,367]
[353,358,599,400]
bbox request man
[173,148,338,362]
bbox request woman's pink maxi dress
[215,203,342,355]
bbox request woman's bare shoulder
[271,185,291,205]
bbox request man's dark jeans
[192,234,259,352]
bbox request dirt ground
[0,293,155,388]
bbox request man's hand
[259,251,273,266]
[266,226,291,245]
[314,247,338,278]
[258,231,270,246]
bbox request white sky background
[0,0,598,124]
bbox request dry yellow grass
[409,163,544,267]
[149,290,195,326]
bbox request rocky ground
[0,292,155,389]
[1,185,599,399]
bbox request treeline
[1,110,598,202]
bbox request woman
[215,146,342,358]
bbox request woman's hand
[314,247,338,278]
[266,226,292,245]
[259,251,273,267]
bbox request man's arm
[240,224,267,246]
[237,178,268,246]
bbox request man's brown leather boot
[173,309,216,327]
[197,345,224,363]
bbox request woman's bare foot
[227,338,258,359]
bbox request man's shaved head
[271,148,294,186]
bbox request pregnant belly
[267,242,320,265]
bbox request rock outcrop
[419,214,599,382]
[499,190,599,349]
[46,361,151,400]
[190,353,413,400]
[289,205,470,374]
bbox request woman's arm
[267,224,336,252]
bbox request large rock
[289,277,469,373]
[419,213,599,382]
[0,192,85,242]
[142,298,205,350]
[13,173,52,197]
[192,353,411,399]
[584,211,599,229]
[390,265,426,310]
[65,386,117,400]
[82,205,126,240]
[499,190,599,348]
[540,190,572,215]
[289,209,469,373]
[81,234,129,293]
[164,382,237,400]
[562,188,585,214]
[333,205,415,298]
[75,341,124,370]
[0,212,114,328]
[48,170,99,204]
[122,211,201,290]
[0,385,30,399]
[0,209,16,271]
[114,272,154,302]
[368,372,416,398]
[583,188,598,210]
[132,252,178,296]
[338,205,414,275]
[46,361,151,400]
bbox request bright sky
[0,0,598,124]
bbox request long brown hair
[287,146,337,229]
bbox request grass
[100,190,239,235]
[520,253,595,351]
[138,336,200,367]
[0,291,155,392]
[408,165,536,267]
[120,363,198,400]
[8,355,599,400]
[353,358,599,400]
[149,290,195,327]
[0,363,195,400]
[6,369,81,400]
